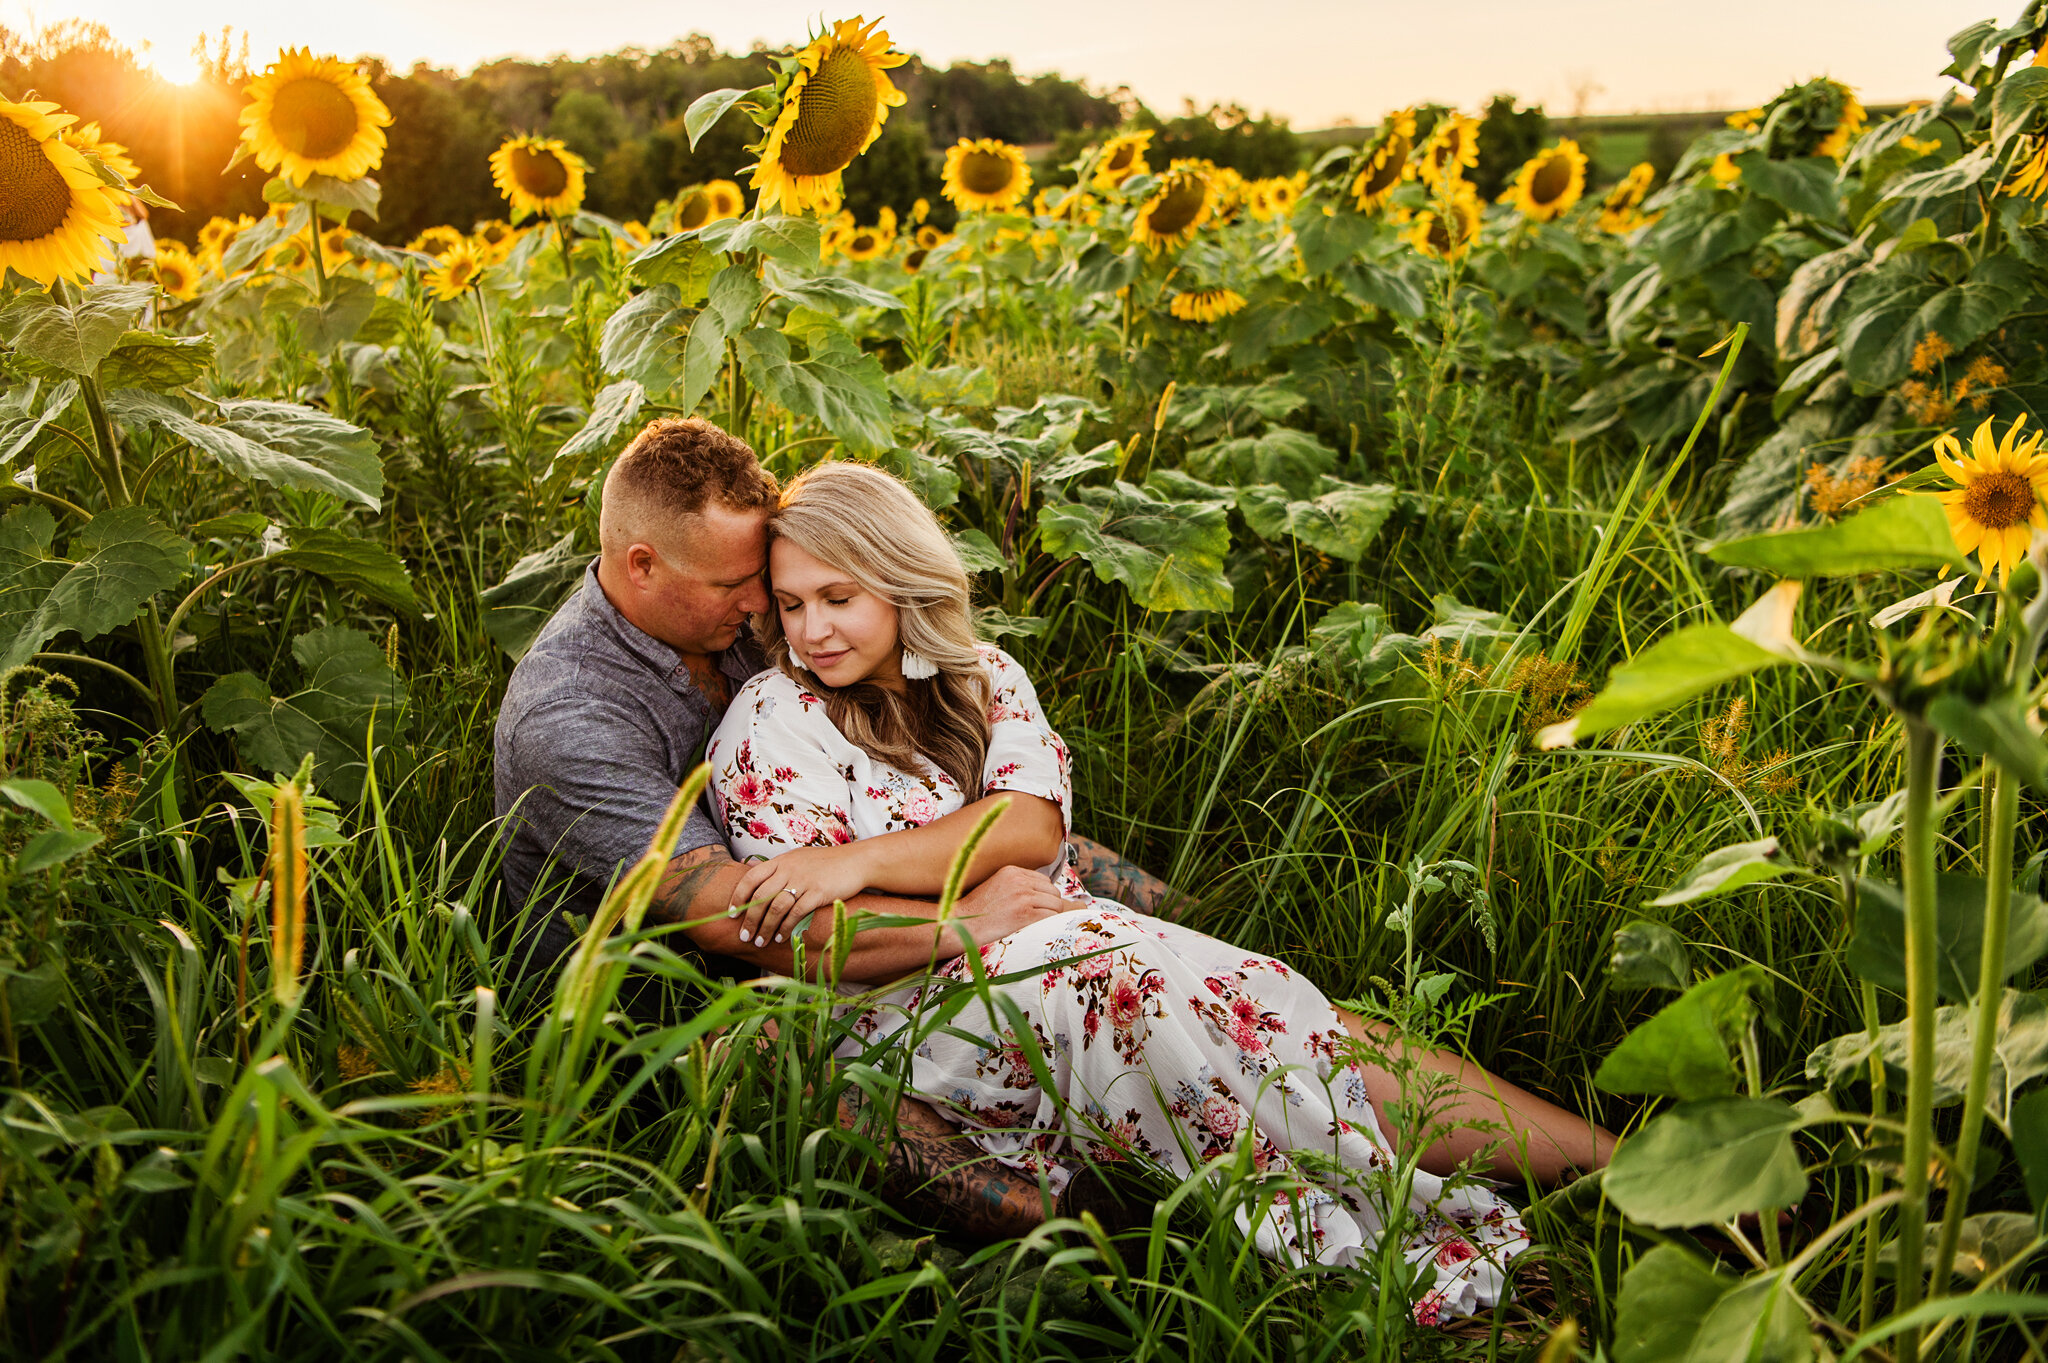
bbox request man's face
[627,503,771,656]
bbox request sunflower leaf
[98,333,216,393]
[1537,624,1790,749]
[107,391,384,510]
[597,285,689,394]
[480,533,588,661]
[684,88,753,151]
[736,320,893,454]
[267,528,419,616]
[201,625,403,802]
[1993,66,2048,149]
[1036,479,1233,613]
[543,380,645,486]
[0,505,190,670]
[762,262,904,312]
[1237,478,1397,561]
[695,214,822,268]
[1186,428,1336,497]
[0,378,79,466]
[1706,493,1968,576]
[265,173,382,222]
[0,285,153,376]
[628,235,719,301]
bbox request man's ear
[623,541,660,588]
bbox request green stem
[307,206,328,304]
[1896,718,1943,1363]
[1933,761,2017,1293]
[76,375,129,507]
[1741,1020,1785,1267]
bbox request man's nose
[738,577,769,616]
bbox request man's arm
[1069,835,1194,920]
[651,844,1070,983]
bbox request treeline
[0,20,1566,242]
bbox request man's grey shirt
[494,560,759,969]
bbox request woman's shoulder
[973,642,1032,686]
[718,666,839,740]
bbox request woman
[705,461,1610,1321]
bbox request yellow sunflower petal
[0,98,126,286]
[942,137,1032,214]
[238,48,392,187]
[489,135,588,222]
[749,16,907,217]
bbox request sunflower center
[1530,154,1572,205]
[0,118,77,245]
[781,46,880,178]
[1105,142,1136,173]
[510,144,569,199]
[851,231,876,250]
[1145,177,1208,237]
[677,191,712,231]
[1963,470,2037,529]
[449,259,476,288]
[1426,214,1454,252]
[270,77,362,160]
[959,149,1018,196]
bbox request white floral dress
[705,647,1527,1320]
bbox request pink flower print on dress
[785,814,821,845]
[735,739,753,771]
[729,772,772,808]
[773,766,798,782]
[1228,997,1268,1052]
[1198,1095,1240,1141]
[990,761,1020,780]
[1109,977,1145,1031]
[902,791,939,825]
[745,818,772,840]
[1435,1238,1477,1268]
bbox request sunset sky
[2,1,2014,126]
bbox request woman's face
[769,538,904,690]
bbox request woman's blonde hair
[757,461,992,792]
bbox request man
[495,416,1165,1234]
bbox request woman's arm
[656,845,1069,981]
[727,791,1063,947]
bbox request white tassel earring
[899,646,939,680]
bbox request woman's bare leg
[1333,1009,1616,1185]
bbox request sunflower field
[10,5,2048,1359]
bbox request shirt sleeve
[978,646,1073,835]
[499,696,728,892]
[706,681,861,860]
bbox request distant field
[1302,104,1915,183]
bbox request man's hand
[945,865,1070,947]
[729,843,877,947]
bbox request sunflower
[1244,180,1277,222]
[472,218,518,261]
[749,16,907,217]
[319,223,354,267]
[1168,288,1247,323]
[408,224,465,258]
[943,137,1033,213]
[1132,161,1215,253]
[198,213,257,272]
[423,240,485,300]
[1930,414,2048,584]
[1404,183,1483,261]
[1267,174,1303,217]
[1206,164,1248,221]
[1504,139,1587,222]
[819,209,857,260]
[841,222,888,261]
[238,48,391,186]
[1726,107,1763,132]
[1034,183,1095,224]
[1417,113,1480,191]
[269,235,313,272]
[151,242,201,300]
[1710,153,1742,186]
[1350,108,1418,212]
[1599,162,1657,233]
[61,120,140,206]
[903,247,929,273]
[1813,83,1865,160]
[909,196,930,223]
[490,135,587,222]
[1091,130,1154,190]
[0,98,126,286]
[623,220,653,247]
[675,178,745,231]
[2008,135,2048,200]
[915,224,946,250]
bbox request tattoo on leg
[839,1090,1049,1239]
[1070,836,1189,919]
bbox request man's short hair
[606,418,778,521]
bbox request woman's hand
[729,843,879,947]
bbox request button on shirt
[494,560,761,971]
